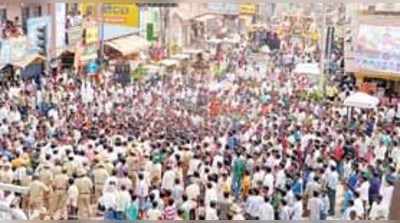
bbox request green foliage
[132,65,148,81]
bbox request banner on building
[240,4,257,15]
[140,7,160,41]
[67,26,83,46]
[0,37,30,64]
[81,2,140,27]
[355,24,400,74]
[208,2,239,15]
[84,26,99,44]
[27,16,51,53]
[55,3,66,49]
[103,25,139,41]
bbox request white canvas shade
[343,92,380,109]
[293,63,320,75]
[105,35,149,56]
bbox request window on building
[67,3,79,15]
[0,8,6,22]
[21,7,30,34]
[31,5,42,17]
[21,5,42,34]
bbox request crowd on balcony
[0,18,23,40]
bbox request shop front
[104,34,149,60]
[355,71,400,97]
[351,16,400,98]
[0,35,46,83]
[104,34,149,82]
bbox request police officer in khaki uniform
[28,174,50,213]
[75,168,93,218]
[92,162,109,202]
[103,160,114,175]
[182,147,192,178]
[52,168,69,219]
[20,164,32,211]
[39,164,54,211]
[126,147,142,189]
[64,155,77,177]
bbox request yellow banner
[81,2,139,27]
[240,4,257,15]
[85,27,98,44]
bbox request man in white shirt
[369,195,388,220]
[103,170,118,194]
[326,165,339,216]
[135,173,149,202]
[99,185,117,211]
[343,200,358,220]
[308,191,322,220]
[146,201,162,220]
[252,166,265,188]
[275,163,287,190]
[115,185,131,217]
[380,178,394,209]
[279,199,291,220]
[245,189,263,219]
[204,182,217,208]
[258,196,274,220]
[263,167,274,196]
[185,181,200,201]
[205,201,219,220]
[353,192,365,219]
[291,195,303,220]
[161,166,176,191]
[358,176,370,209]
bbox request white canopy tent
[105,35,149,56]
[259,45,271,54]
[183,49,203,55]
[160,59,179,67]
[171,53,190,60]
[207,38,222,45]
[293,63,321,76]
[344,92,380,109]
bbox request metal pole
[320,2,327,93]
[99,2,105,64]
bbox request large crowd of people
[0,14,399,221]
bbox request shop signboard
[81,2,139,27]
[84,26,99,45]
[55,3,66,49]
[102,25,139,41]
[240,4,257,15]
[208,2,239,15]
[140,7,160,41]
[67,26,83,46]
[355,24,400,74]
[27,16,51,53]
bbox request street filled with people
[0,12,399,221]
